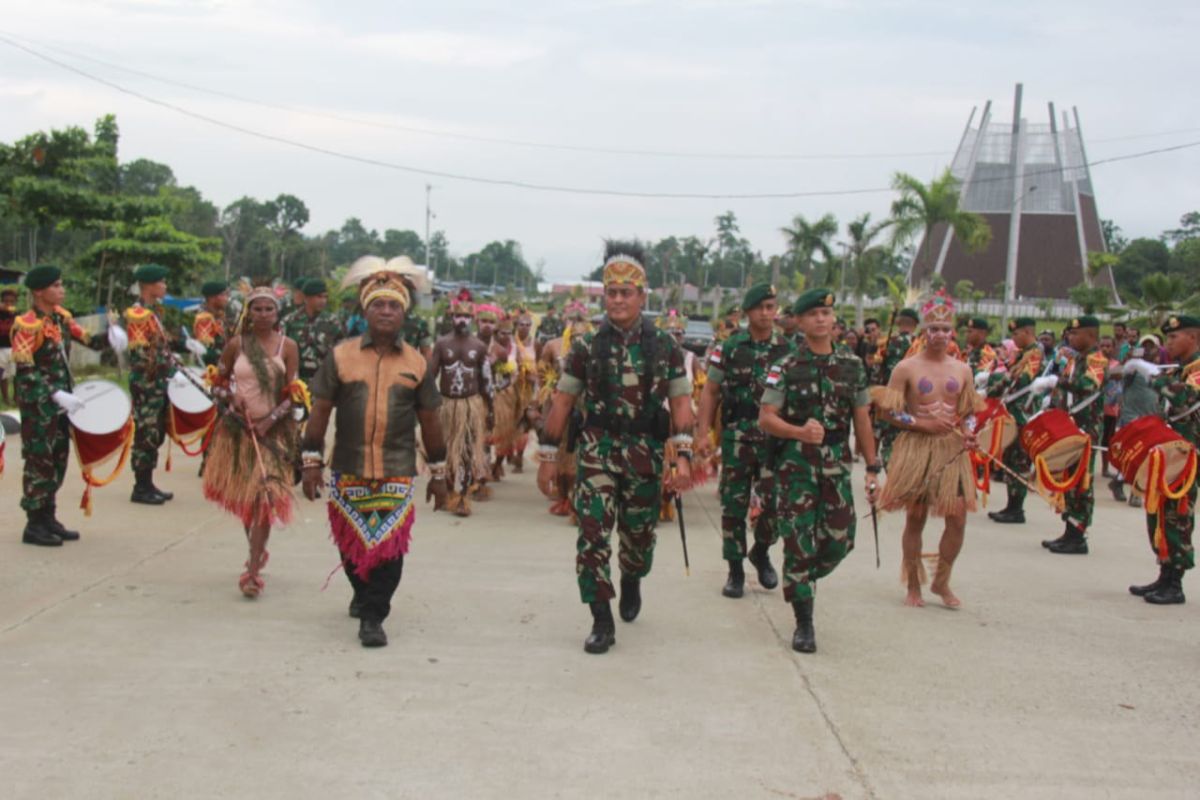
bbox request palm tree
[780,212,838,287]
[1128,274,1190,328]
[890,169,991,283]
[844,212,891,328]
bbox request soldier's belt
[584,412,656,436]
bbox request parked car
[681,317,714,357]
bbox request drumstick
[952,428,1043,496]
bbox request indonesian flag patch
[709,344,723,366]
[765,364,783,387]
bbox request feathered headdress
[474,303,503,323]
[658,309,685,331]
[340,255,431,298]
[602,240,647,288]
[921,289,956,325]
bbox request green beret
[1066,315,1101,330]
[24,265,61,290]
[1161,315,1200,335]
[792,287,836,316]
[1007,316,1036,332]
[896,308,919,323]
[741,282,778,311]
[133,263,168,284]
[302,278,328,297]
[967,317,990,332]
[201,281,227,298]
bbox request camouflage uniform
[761,343,868,602]
[536,313,564,345]
[11,306,102,511]
[193,308,227,367]
[986,341,1044,508]
[125,301,174,473]
[556,316,691,603]
[284,310,344,382]
[706,330,793,561]
[1146,355,1200,572]
[964,343,998,374]
[874,330,913,464]
[401,314,433,352]
[1053,345,1108,532]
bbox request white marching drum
[69,379,132,436]
[168,367,214,415]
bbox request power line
[2,33,1198,201]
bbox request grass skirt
[491,384,522,458]
[878,430,975,518]
[202,417,295,528]
[439,395,489,492]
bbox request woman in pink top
[203,286,301,598]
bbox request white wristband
[670,433,694,446]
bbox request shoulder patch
[125,306,152,322]
[765,364,784,387]
[709,343,723,366]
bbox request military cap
[896,308,919,323]
[791,287,836,315]
[1161,315,1200,335]
[966,317,990,331]
[201,280,227,298]
[24,264,61,290]
[1007,316,1036,332]
[133,263,168,284]
[302,278,328,297]
[1066,315,1101,330]
[741,282,777,311]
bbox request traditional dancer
[203,286,302,598]
[507,310,538,472]
[537,241,694,655]
[124,264,178,505]
[986,317,1044,524]
[696,283,793,598]
[488,313,520,480]
[1040,316,1108,555]
[759,288,879,652]
[535,301,591,517]
[302,271,447,647]
[874,291,981,608]
[11,265,111,546]
[429,297,493,516]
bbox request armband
[301,450,324,469]
[890,411,915,426]
[669,433,694,446]
[866,463,883,474]
[427,461,447,480]
[537,444,559,463]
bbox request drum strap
[1169,400,1200,423]
[1068,391,1102,415]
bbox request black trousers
[343,556,404,622]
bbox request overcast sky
[1,0,1197,281]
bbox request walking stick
[871,502,880,569]
[673,492,691,577]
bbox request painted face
[924,322,954,351]
[453,314,472,334]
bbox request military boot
[131,470,166,505]
[1047,524,1088,555]
[358,618,388,647]
[618,575,642,622]
[722,560,745,598]
[747,542,779,590]
[1129,564,1168,597]
[584,601,616,654]
[791,597,816,654]
[1144,567,1186,605]
[1109,478,1127,503]
[1042,523,1071,549]
[22,510,63,547]
[46,502,80,542]
[989,495,1025,524]
[348,596,364,618]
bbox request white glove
[52,390,85,414]
[1124,358,1161,379]
[107,324,128,353]
[974,371,990,391]
[1031,375,1058,393]
[185,338,208,359]
[170,370,191,389]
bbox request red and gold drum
[167,367,217,463]
[975,397,1016,460]
[68,379,135,515]
[1021,408,1092,496]
[1109,415,1197,495]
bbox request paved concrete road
[2,446,1198,799]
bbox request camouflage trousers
[1061,450,1096,532]
[878,424,899,467]
[1145,483,1196,572]
[1002,439,1033,505]
[718,429,777,561]
[131,378,168,472]
[776,462,856,602]
[573,433,662,603]
[21,410,69,512]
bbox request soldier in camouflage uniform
[401,311,433,357]
[759,288,880,653]
[872,308,918,464]
[986,317,1044,524]
[1041,315,1109,555]
[11,265,109,545]
[537,241,694,655]
[696,282,793,598]
[125,263,179,505]
[535,303,564,354]
[283,278,344,382]
[191,281,229,367]
[1122,314,1200,604]
[961,317,998,375]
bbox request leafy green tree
[381,228,424,261]
[780,212,837,286]
[890,169,991,281]
[1100,218,1128,253]
[1164,211,1200,244]
[1112,238,1170,298]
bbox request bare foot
[931,583,962,608]
[904,587,925,607]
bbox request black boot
[989,494,1026,524]
[22,509,63,547]
[987,496,1015,521]
[1129,564,1168,597]
[1144,567,1186,605]
[1042,523,1071,549]
[45,502,80,542]
[348,596,363,619]
[618,575,642,622]
[1109,478,1127,503]
[791,597,816,654]
[584,601,616,654]
[358,618,388,647]
[1047,524,1089,555]
[722,560,745,598]
[747,542,779,590]
[131,470,166,505]
[149,473,173,502]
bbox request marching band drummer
[1122,315,1200,605]
[11,265,113,546]
[986,317,1044,525]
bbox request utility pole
[424,183,434,280]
